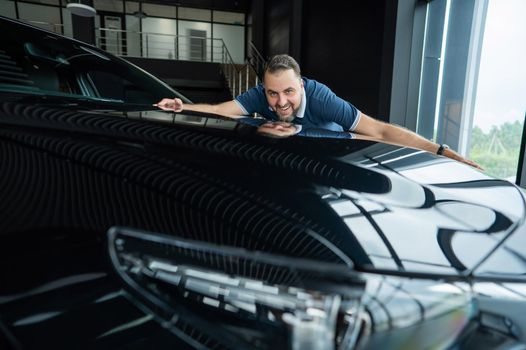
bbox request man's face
[264,69,304,122]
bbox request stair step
[0,63,23,73]
[0,69,29,79]
[0,75,35,85]
[0,82,39,91]
[0,57,17,66]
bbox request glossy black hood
[1,100,525,349]
[0,100,524,281]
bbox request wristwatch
[436,144,449,155]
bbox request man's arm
[354,114,482,169]
[155,98,246,118]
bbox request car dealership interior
[1,0,525,185]
[1,1,526,349]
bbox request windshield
[0,16,189,105]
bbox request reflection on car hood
[0,100,524,283]
[1,99,525,349]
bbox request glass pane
[178,7,211,22]
[125,14,141,57]
[102,15,123,56]
[61,8,73,38]
[142,3,176,18]
[213,10,245,25]
[93,0,123,13]
[21,0,59,5]
[0,0,16,20]
[470,0,526,181]
[125,1,139,14]
[17,2,62,34]
[178,20,212,62]
[212,23,245,63]
[141,17,177,60]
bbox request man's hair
[263,54,301,79]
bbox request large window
[413,0,526,181]
[470,0,526,180]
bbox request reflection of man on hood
[256,121,302,138]
[238,118,356,139]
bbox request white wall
[17,2,61,33]
[0,0,16,19]
[141,17,177,59]
[213,23,244,64]
[61,8,73,38]
[125,15,141,57]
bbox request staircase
[0,49,38,92]
[125,57,232,103]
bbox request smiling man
[156,54,480,168]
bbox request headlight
[108,227,367,350]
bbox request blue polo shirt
[235,77,361,132]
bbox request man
[156,54,480,169]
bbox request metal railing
[27,20,64,34]
[95,27,263,98]
[225,41,265,97]
[247,41,266,81]
[22,20,262,99]
[220,48,260,98]
[22,21,264,96]
[95,28,230,63]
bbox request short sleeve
[309,81,361,131]
[235,85,266,115]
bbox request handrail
[96,27,228,62]
[26,20,64,34]
[95,27,261,98]
[247,41,266,80]
[22,19,260,98]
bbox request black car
[0,16,189,108]
[1,16,525,350]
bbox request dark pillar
[289,0,302,64]
[250,0,265,56]
[71,0,96,45]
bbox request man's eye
[269,92,277,97]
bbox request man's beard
[275,104,296,122]
[278,113,295,122]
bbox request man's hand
[442,148,484,170]
[154,98,183,112]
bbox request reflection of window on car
[1,17,189,105]
[88,70,159,104]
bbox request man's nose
[277,94,287,106]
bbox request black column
[516,113,526,187]
[249,0,265,56]
[71,0,96,45]
[289,0,302,64]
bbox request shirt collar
[295,87,306,119]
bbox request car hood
[0,99,524,283]
[1,99,525,349]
